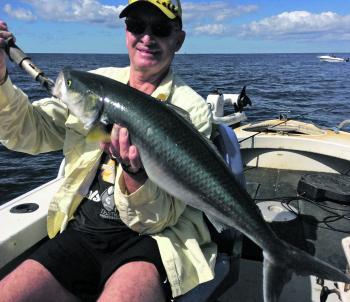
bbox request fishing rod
[3,38,55,96]
[238,106,339,144]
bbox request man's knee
[101,261,166,302]
[0,259,78,302]
[1,259,44,283]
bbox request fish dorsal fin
[165,102,221,155]
[164,102,192,123]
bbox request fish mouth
[52,70,90,127]
[52,71,66,99]
[52,69,103,130]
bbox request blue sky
[1,0,349,53]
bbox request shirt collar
[151,68,174,101]
[119,67,174,102]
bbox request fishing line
[253,195,350,234]
[298,194,350,215]
[292,195,350,234]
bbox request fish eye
[66,79,72,87]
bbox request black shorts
[29,225,171,301]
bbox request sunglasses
[125,18,175,38]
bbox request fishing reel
[206,86,252,126]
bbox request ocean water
[0,53,349,204]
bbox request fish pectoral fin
[86,123,111,142]
[263,253,292,302]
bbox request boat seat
[213,123,246,188]
[175,124,245,301]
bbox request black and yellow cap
[119,0,182,20]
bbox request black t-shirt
[71,153,136,237]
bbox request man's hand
[0,21,15,84]
[100,124,144,174]
[100,124,146,193]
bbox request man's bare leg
[0,259,79,302]
[98,261,166,302]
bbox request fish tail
[262,240,350,302]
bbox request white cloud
[2,0,258,35]
[4,0,125,26]
[183,2,258,23]
[3,4,37,21]
[183,1,256,36]
[3,1,257,26]
[194,24,226,35]
[240,11,350,40]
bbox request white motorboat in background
[318,55,349,63]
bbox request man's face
[125,4,185,75]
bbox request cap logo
[156,0,179,15]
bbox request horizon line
[25,51,349,55]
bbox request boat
[1,37,350,301]
[1,88,350,302]
[318,55,349,63]
[207,91,350,301]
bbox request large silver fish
[53,68,350,302]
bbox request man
[0,1,217,301]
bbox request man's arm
[0,21,11,85]
[0,21,68,154]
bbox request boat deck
[245,166,349,268]
[218,166,350,302]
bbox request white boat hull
[318,55,347,62]
[234,119,350,173]
[0,178,63,271]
